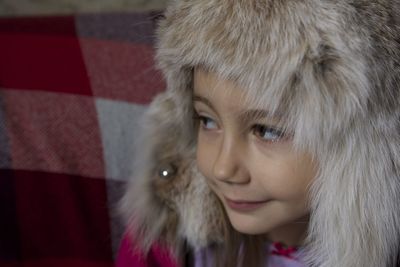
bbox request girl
[118,0,400,266]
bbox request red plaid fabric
[0,12,165,267]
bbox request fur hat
[121,0,400,266]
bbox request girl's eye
[252,124,285,142]
[194,114,218,130]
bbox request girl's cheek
[196,137,214,180]
[252,137,294,158]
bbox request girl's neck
[264,215,309,247]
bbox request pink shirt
[116,235,178,267]
[116,234,306,267]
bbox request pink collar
[270,242,299,259]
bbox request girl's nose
[212,136,249,185]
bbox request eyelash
[192,113,286,142]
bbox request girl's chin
[225,210,273,235]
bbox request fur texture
[120,92,227,257]
[122,0,400,266]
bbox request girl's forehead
[193,70,285,123]
[194,68,282,111]
[194,68,248,97]
[194,68,249,104]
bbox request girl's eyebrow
[193,94,281,121]
[193,95,218,113]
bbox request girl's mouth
[224,196,270,212]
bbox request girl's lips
[224,196,269,212]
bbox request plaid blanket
[0,12,164,267]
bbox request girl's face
[193,68,317,245]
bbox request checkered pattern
[0,12,165,267]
